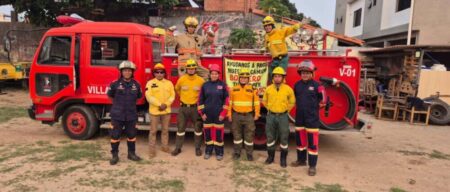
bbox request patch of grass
[37,165,86,179]
[397,150,427,156]
[390,187,407,192]
[0,164,23,173]
[76,177,131,190]
[429,150,450,160]
[0,143,53,163]
[139,177,185,192]
[232,160,291,192]
[301,183,348,192]
[0,107,27,123]
[52,142,105,162]
[10,183,38,192]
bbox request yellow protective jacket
[145,78,175,115]
[265,23,301,58]
[166,32,214,65]
[175,74,205,105]
[262,83,295,113]
[228,84,261,118]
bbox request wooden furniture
[375,94,399,120]
[399,105,431,125]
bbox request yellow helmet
[239,68,250,78]
[184,16,199,27]
[118,60,136,70]
[154,63,165,70]
[272,67,286,76]
[262,16,275,26]
[185,59,198,69]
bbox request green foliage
[258,0,321,28]
[228,28,256,49]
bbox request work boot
[195,148,202,156]
[290,160,307,167]
[216,155,223,161]
[110,153,119,165]
[247,154,254,161]
[128,152,142,161]
[171,148,182,156]
[280,150,288,168]
[308,167,317,176]
[204,153,211,160]
[233,153,240,160]
[265,150,275,164]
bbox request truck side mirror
[3,36,10,52]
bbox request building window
[37,36,72,66]
[397,0,411,12]
[353,8,362,27]
[373,0,377,6]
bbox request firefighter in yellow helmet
[263,15,302,77]
[145,63,175,158]
[172,59,205,156]
[166,16,215,79]
[262,67,295,168]
[228,68,260,161]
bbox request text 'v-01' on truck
[28,16,364,145]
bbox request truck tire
[62,105,99,140]
[427,100,450,125]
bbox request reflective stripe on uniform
[280,144,288,149]
[213,124,224,128]
[206,141,214,145]
[111,139,120,143]
[177,132,186,136]
[297,147,307,151]
[197,105,205,110]
[214,141,224,146]
[308,150,318,155]
[267,141,276,147]
[244,141,254,146]
[127,137,136,142]
[306,128,319,133]
[232,101,254,107]
[295,127,305,131]
[203,124,213,128]
[194,131,203,136]
[233,139,243,144]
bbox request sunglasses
[154,71,165,74]
[186,25,197,28]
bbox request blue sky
[291,0,336,31]
[1,1,337,31]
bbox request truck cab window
[37,36,72,65]
[91,37,128,66]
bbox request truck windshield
[37,36,72,65]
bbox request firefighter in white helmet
[166,16,215,79]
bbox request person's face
[239,77,249,85]
[210,71,219,81]
[273,74,283,84]
[187,25,196,34]
[264,25,273,33]
[301,71,313,81]
[187,68,196,75]
[154,70,165,80]
[121,68,133,79]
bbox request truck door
[30,35,77,105]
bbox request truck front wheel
[62,105,99,140]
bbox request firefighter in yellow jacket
[262,67,295,168]
[263,16,302,76]
[167,16,215,79]
[172,59,205,156]
[228,68,260,161]
[145,63,175,158]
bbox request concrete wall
[334,0,347,34]
[413,0,450,45]
[344,0,365,37]
[204,0,258,12]
[380,0,410,30]
[0,23,47,62]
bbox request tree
[258,0,321,28]
[228,28,256,49]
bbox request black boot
[280,150,288,168]
[291,150,307,167]
[128,152,142,161]
[265,150,275,164]
[171,148,182,156]
[195,148,202,156]
[233,153,240,160]
[110,153,119,165]
[247,153,254,161]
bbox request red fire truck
[28,19,362,144]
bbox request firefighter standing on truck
[291,60,327,176]
[167,16,215,79]
[197,64,229,161]
[172,59,205,156]
[262,67,295,168]
[145,63,175,158]
[263,16,302,76]
[107,60,142,165]
[228,68,260,161]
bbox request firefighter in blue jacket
[197,64,229,161]
[291,60,326,176]
[107,60,143,165]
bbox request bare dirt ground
[0,87,449,192]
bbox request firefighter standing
[197,64,229,161]
[228,68,260,161]
[172,59,205,156]
[145,63,175,158]
[291,60,327,176]
[167,16,215,79]
[263,16,301,76]
[107,60,142,165]
[262,67,295,168]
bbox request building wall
[344,0,365,37]
[380,0,410,30]
[413,0,450,45]
[204,0,258,12]
[334,0,347,34]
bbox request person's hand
[219,115,224,121]
[319,103,326,109]
[201,114,207,121]
[159,104,167,111]
[254,116,259,121]
[168,25,177,32]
